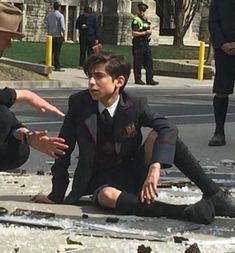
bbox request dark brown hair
[83,52,131,93]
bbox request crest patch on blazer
[124,123,137,138]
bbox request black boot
[208,133,226,146]
[146,79,159,85]
[208,189,235,217]
[184,198,215,224]
[135,79,145,85]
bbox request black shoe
[0,207,8,216]
[184,198,215,224]
[135,80,145,85]
[209,189,235,217]
[146,80,159,85]
[208,133,226,146]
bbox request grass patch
[4,41,204,68]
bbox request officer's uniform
[132,5,157,85]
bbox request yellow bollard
[46,35,53,80]
[198,41,205,80]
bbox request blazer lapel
[84,97,98,144]
[113,94,134,153]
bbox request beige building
[4,0,209,45]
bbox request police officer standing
[132,2,159,85]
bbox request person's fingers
[145,186,151,204]
[149,184,157,201]
[49,152,59,159]
[140,188,145,203]
[54,148,66,156]
[44,105,64,116]
[49,137,66,143]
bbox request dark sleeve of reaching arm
[0,87,16,107]
[47,96,77,203]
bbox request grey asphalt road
[11,87,235,172]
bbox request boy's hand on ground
[140,163,161,204]
[31,195,55,204]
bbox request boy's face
[0,31,12,57]
[88,63,125,105]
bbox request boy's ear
[116,75,125,88]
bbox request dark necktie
[100,108,113,126]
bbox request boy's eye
[88,72,108,79]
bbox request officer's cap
[137,2,149,11]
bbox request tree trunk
[173,35,184,47]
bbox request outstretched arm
[15,89,64,116]
[14,128,68,159]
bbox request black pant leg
[79,36,88,66]
[133,40,144,82]
[53,37,63,69]
[213,96,228,135]
[87,40,95,56]
[116,191,186,219]
[174,137,220,196]
[143,44,154,83]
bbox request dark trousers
[79,36,94,67]
[52,37,63,69]
[92,137,219,199]
[133,39,154,83]
[114,138,220,218]
[0,105,30,171]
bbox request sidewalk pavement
[51,68,213,89]
[3,67,214,89]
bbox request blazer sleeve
[75,15,82,30]
[208,0,226,49]
[47,97,77,203]
[139,97,178,168]
[0,87,16,107]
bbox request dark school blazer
[48,89,178,203]
[209,0,235,50]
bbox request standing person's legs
[87,40,94,56]
[208,49,235,146]
[79,36,88,67]
[53,37,63,70]
[133,40,145,84]
[143,45,158,85]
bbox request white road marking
[23,112,235,126]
